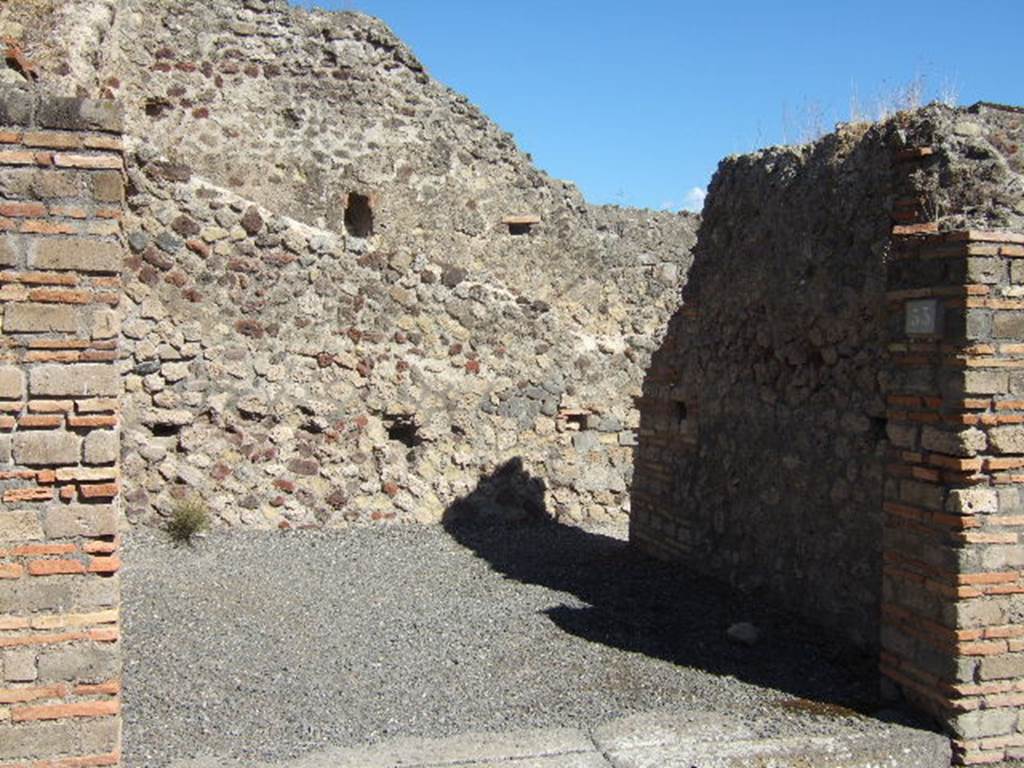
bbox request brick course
[0,88,123,767]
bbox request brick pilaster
[0,88,124,768]
[883,146,1024,763]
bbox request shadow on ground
[442,457,899,720]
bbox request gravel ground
[122,519,896,767]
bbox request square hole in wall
[502,214,540,236]
[345,193,374,237]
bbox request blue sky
[292,0,1024,212]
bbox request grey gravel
[122,520,922,767]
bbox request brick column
[884,212,1024,762]
[0,89,124,767]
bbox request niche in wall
[345,192,374,237]
[502,214,540,236]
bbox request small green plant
[166,496,211,545]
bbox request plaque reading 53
[904,298,940,336]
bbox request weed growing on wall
[167,496,211,544]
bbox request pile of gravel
[122,520,884,767]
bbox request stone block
[989,425,1024,454]
[0,236,17,266]
[0,87,34,127]
[0,435,10,463]
[979,653,1024,681]
[963,370,1009,395]
[32,170,80,198]
[37,95,123,133]
[993,312,1024,339]
[3,650,37,682]
[83,430,118,465]
[886,422,917,449]
[0,573,118,613]
[951,706,1019,739]
[12,431,80,466]
[90,307,119,340]
[90,171,123,203]
[28,238,120,273]
[37,644,120,685]
[0,366,25,399]
[946,488,998,515]
[966,256,1004,284]
[0,717,120,760]
[0,510,43,541]
[42,504,118,538]
[30,364,119,397]
[921,425,986,457]
[3,304,80,333]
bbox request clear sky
[291,0,1024,212]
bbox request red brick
[0,130,21,143]
[82,135,124,151]
[68,414,118,428]
[52,154,122,170]
[958,640,1009,656]
[0,201,47,217]
[29,399,75,413]
[10,543,76,557]
[19,219,77,235]
[11,698,119,721]
[27,558,86,576]
[83,537,120,554]
[17,414,64,429]
[0,630,87,648]
[958,571,1018,585]
[3,487,53,502]
[74,679,121,696]
[893,222,940,236]
[28,288,94,304]
[22,132,82,149]
[0,149,38,165]
[88,626,119,643]
[0,270,79,286]
[25,351,82,363]
[49,204,90,219]
[78,482,119,499]
[87,556,121,574]
[0,682,69,703]
[0,470,36,480]
[91,291,120,306]
[0,563,23,579]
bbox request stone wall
[0,0,697,529]
[116,151,693,529]
[0,88,124,767]
[632,120,898,648]
[633,102,1024,762]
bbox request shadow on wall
[442,458,893,716]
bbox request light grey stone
[0,509,43,541]
[3,303,80,333]
[12,431,81,466]
[28,237,121,273]
[42,504,118,538]
[83,430,119,465]
[0,366,24,399]
[2,650,37,682]
[30,363,119,397]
